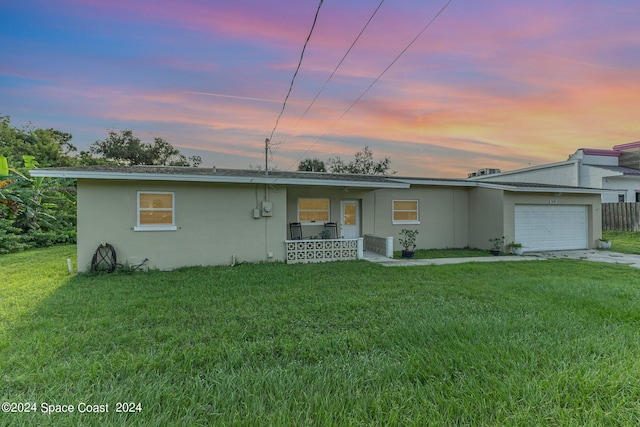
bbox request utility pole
[265,138,269,176]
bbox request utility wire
[267,0,324,146]
[272,0,387,156]
[286,0,454,171]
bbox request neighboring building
[468,141,640,203]
[32,166,604,271]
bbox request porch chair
[323,222,338,239]
[289,222,303,240]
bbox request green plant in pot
[399,229,419,258]
[489,236,505,255]
[598,238,611,250]
[508,241,524,255]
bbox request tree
[89,129,200,166]
[0,154,75,236]
[297,158,326,172]
[328,146,395,175]
[0,115,78,167]
[0,116,79,252]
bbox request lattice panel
[285,239,359,264]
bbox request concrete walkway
[362,250,543,267]
[529,249,640,269]
[363,250,640,269]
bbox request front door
[340,200,360,239]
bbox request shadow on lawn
[1,263,159,425]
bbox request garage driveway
[528,250,640,269]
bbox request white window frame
[298,198,330,225]
[392,199,420,225]
[134,191,177,231]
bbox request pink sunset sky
[1,0,639,177]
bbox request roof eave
[478,182,612,194]
[29,169,409,189]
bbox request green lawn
[603,230,640,255]
[2,245,640,426]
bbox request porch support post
[357,238,364,260]
[385,236,394,258]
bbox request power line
[272,0,387,156]
[286,0,454,171]
[267,0,324,146]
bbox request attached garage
[515,205,588,251]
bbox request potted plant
[598,238,612,250]
[489,236,505,256]
[399,229,419,258]
[508,242,524,255]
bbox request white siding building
[468,142,640,203]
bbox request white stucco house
[468,141,640,203]
[32,166,605,271]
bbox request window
[618,194,626,203]
[393,200,419,224]
[134,191,177,231]
[298,198,329,224]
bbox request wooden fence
[602,203,640,231]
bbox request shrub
[0,218,30,254]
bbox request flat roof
[30,165,410,189]
[30,165,607,194]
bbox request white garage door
[515,205,588,251]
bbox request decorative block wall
[363,234,393,258]
[285,239,362,264]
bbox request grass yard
[603,230,640,255]
[2,245,640,426]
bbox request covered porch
[283,183,396,264]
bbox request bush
[0,218,30,254]
[29,230,75,247]
[0,218,76,254]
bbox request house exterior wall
[76,177,603,271]
[468,187,505,250]
[602,176,640,203]
[77,179,287,271]
[285,184,601,252]
[467,188,601,250]
[502,192,602,247]
[578,165,625,199]
[580,154,619,167]
[286,186,470,251]
[619,150,640,169]
[371,187,469,250]
[473,149,639,203]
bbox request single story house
[32,166,605,271]
[468,141,640,203]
